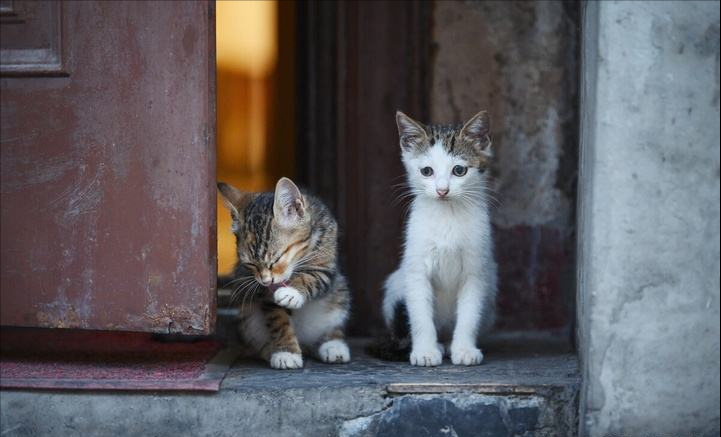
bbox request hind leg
[292,280,352,364]
[317,328,350,364]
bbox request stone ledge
[0,335,579,437]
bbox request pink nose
[436,188,449,197]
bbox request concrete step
[0,333,578,437]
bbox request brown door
[0,1,216,334]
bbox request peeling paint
[133,304,209,335]
[36,305,83,329]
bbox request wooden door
[0,1,216,334]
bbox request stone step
[0,334,578,437]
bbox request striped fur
[218,178,351,369]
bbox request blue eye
[452,165,468,177]
[420,167,434,176]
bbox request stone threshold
[1,331,579,437]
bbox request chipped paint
[36,305,83,329]
[132,304,210,335]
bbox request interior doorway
[215,0,296,275]
[215,1,579,341]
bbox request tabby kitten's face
[396,111,492,202]
[218,178,311,288]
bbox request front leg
[273,268,334,309]
[405,270,442,366]
[450,275,486,366]
[259,303,303,369]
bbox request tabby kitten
[218,177,351,369]
[381,110,497,367]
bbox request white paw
[318,339,350,364]
[273,286,306,309]
[270,351,303,369]
[410,345,443,367]
[450,346,484,366]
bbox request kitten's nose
[259,270,273,286]
[436,188,449,197]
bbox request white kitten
[382,110,497,366]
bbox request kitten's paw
[410,346,443,367]
[273,286,306,309]
[270,351,303,369]
[318,339,350,364]
[450,346,484,366]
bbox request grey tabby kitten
[218,177,351,369]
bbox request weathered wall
[578,1,720,435]
[431,1,580,332]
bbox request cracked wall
[579,1,720,435]
[431,0,580,332]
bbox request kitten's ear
[217,182,253,217]
[460,110,492,157]
[273,177,306,227]
[396,110,428,152]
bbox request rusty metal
[0,1,216,334]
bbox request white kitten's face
[395,110,492,204]
[402,143,485,202]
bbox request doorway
[215,0,296,275]
[216,1,580,340]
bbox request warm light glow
[216,0,277,78]
[216,0,279,274]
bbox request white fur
[384,142,497,367]
[293,297,349,345]
[273,286,306,309]
[270,351,303,369]
[317,339,351,363]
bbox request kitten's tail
[366,302,411,362]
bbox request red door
[0,1,216,334]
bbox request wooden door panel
[0,1,216,334]
[0,0,65,76]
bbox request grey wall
[431,0,580,332]
[578,1,720,435]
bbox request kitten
[217,177,351,369]
[381,110,497,367]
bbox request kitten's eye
[452,165,468,177]
[242,262,257,271]
[420,166,434,177]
